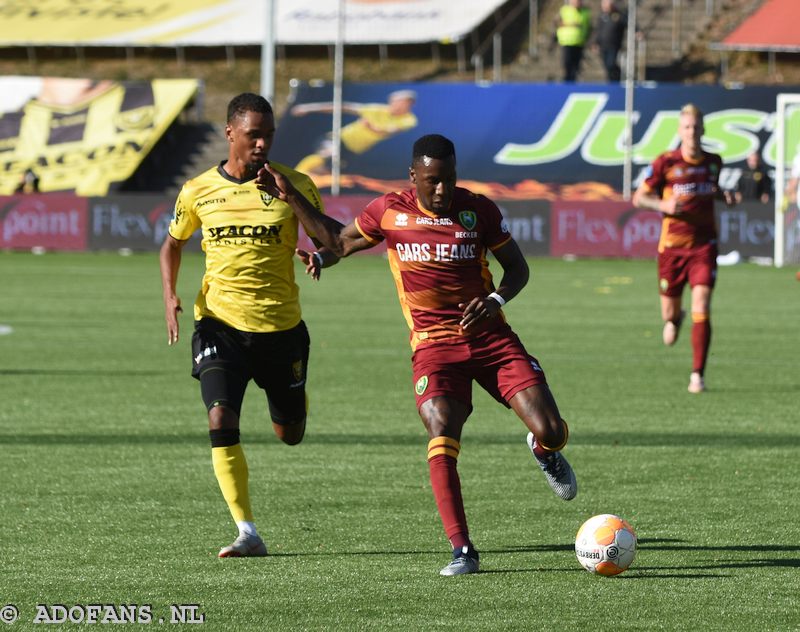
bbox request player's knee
[208,404,239,430]
[419,397,469,438]
[272,419,306,445]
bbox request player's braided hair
[412,134,456,164]
[227,93,273,123]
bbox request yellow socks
[211,444,254,523]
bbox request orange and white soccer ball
[575,514,637,576]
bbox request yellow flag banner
[0,77,198,195]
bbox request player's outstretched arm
[256,163,372,257]
[296,241,339,281]
[159,235,186,346]
[459,238,529,330]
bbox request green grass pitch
[0,251,798,630]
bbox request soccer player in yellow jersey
[159,93,337,557]
[293,90,417,175]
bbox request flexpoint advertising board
[0,193,776,259]
[0,194,88,250]
[88,195,202,252]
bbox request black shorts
[191,317,310,424]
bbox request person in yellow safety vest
[554,0,592,82]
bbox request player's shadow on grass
[293,431,800,449]
[0,368,172,376]
[235,542,800,579]
[497,540,800,556]
[705,385,800,394]
[641,540,800,554]
[4,430,797,448]
[490,540,800,576]
[576,431,800,449]
[0,432,205,445]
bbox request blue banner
[274,82,800,198]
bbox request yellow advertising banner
[0,0,227,44]
[0,0,507,46]
[0,77,198,195]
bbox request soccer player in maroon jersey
[633,103,731,393]
[256,134,577,576]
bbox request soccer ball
[575,514,637,576]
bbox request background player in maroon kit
[633,103,731,393]
[256,134,577,576]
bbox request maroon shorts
[657,242,718,297]
[411,324,547,410]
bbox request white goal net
[775,94,800,267]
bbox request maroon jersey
[641,148,722,252]
[354,187,512,350]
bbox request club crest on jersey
[260,191,273,206]
[415,375,428,396]
[292,360,304,382]
[459,210,477,231]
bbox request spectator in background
[592,0,627,82]
[735,150,771,204]
[554,0,592,82]
[15,168,40,193]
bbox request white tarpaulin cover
[0,0,510,46]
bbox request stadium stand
[506,0,768,83]
[119,120,225,195]
[709,0,800,81]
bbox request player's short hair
[227,93,273,123]
[680,103,704,121]
[412,134,456,164]
[389,89,417,102]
